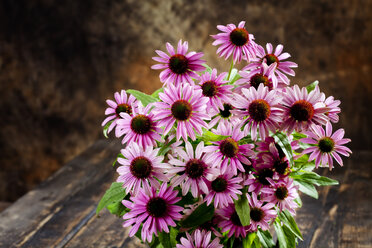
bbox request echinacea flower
[244,43,298,85]
[117,142,168,195]
[102,90,137,134]
[247,192,277,231]
[261,178,299,215]
[323,95,341,123]
[301,122,352,170]
[216,203,252,238]
[281,85,329,134]
[245,164,276,194]
[232,84,284,141]
[151,40,205,86]
[167,141,219,198]
[208,102,241,129]
[195,69,233,112]
[235,62,278,91]
[257,138,291,175]
[205,123,255,175]
[204,173,243,209]
[122,183,183,243]
[116,103,162,148]
[154,83,210,141]
[176,230,223,248]
[211,21,258,63]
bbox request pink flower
[216,203,252,238]
[281,85,329,134]
[151,40,205,86]
[205,123,255,175]
[235,62,278,91]
[323,95,341,123]
[204,173,243,209]
[116,104,162,148]
[102,90,137,134]
[244,43,298,85]
[116,142,169,196]
[167,141,219,198]
[176,230,223,248]
[247,192,277,231]
[195,69,233,112]
[208,102,241,130]
[122,183,183,243]
[301,122,352,170]
[232,85,284,141]
[154,83,210,141]
[211,21,258,63]
[261,178,299,215]
[245,164,276,194]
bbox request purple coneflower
[235,62,278,91]
[151,40,205,86]
[244,43,297,85]
[301,122,351,170]
[211,21,257,63]
[281,85,329,134]
[102,90,137,134]
[176,230,223,248]
[261,178,299,215]
[208,102,241,129]
[216,203,252,238]
[322,95,341,123]
[116,104,162,148]
[154,83,209,141]
[204,173,243,209]
[117,143,168,195]
[245,164,276,194]
[232,84,284,141]
[204,123,254,175]
[195,69,233,112]
[122,183,183,243]
[167,141,219,198]
[248,192,277,231]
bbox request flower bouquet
[97,21,352,248]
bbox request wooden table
[0,139,371,248]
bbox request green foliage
[234,194,250,226]
[278,210,303,240]
[96,182,126,216]
[112,152,125,167]
[293,180,319,199]
[103,120,113,138]
[257,229,275,248]
[159,228,178,248]
[274,132,294,166]
[151,88,164,99]
[202,63,213,73]
[274,218,296,248]
[179,203,214,228]
[158,137,177,156]
[106,201,127,217]
[200,129,229,143]
[126,89,158,106]
[242,232,261,248]
[306,80,319,93]
[293,154,315,172]
[291,171,339,186]
[228,68,241,84]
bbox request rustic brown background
[0,0,371,203]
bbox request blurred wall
[0,0,371,202]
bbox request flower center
[229,28,249,46]
[185,159,206,179]
[219,138,239,158]
[275,186,289,200]
[264,54,279,66]
[250,73,270,89]
[273,159,289,175]
[146,197,167,217]
[171,100,192,121]
[130,156,152,179]
[318,137,335,153]
[256,168,274,186]
[248,99,271,122]
[201,81,218,97]
[290,100,315,122]
[211,177,228,192]
[250,207,264,222]
[219,103,233,118]
[130,115,152,134]
[231,211,243,226]
[169,54,189,74]
[116,103,132,116]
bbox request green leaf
[151,88,164,99]
[274,132,294,166]
[234,194,250,226]
[292,132,306,140]
[291,171,338,186]
[158,137,177,156]
[293,154,315,172]
[294,196,302,207]
[278,210,303,240]
[126,89,158,106]
[274,219,296,248]
[239,135,254,145]
[283,225,297,247]
[257,229,275,248]
[306,80,319,93]
[202,63,213,73]
[158,231,172,248]
[180,202,214,228]
[175,191,198,207]
[243,232,259,248]
[293,180,318,199]
[112,152,125,167]
[228,68,240,83]
[103,120,113,138]
[96,182,126,216]
[201,130,229,143]
[106,201,127,217]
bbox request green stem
[227,57,234,81]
